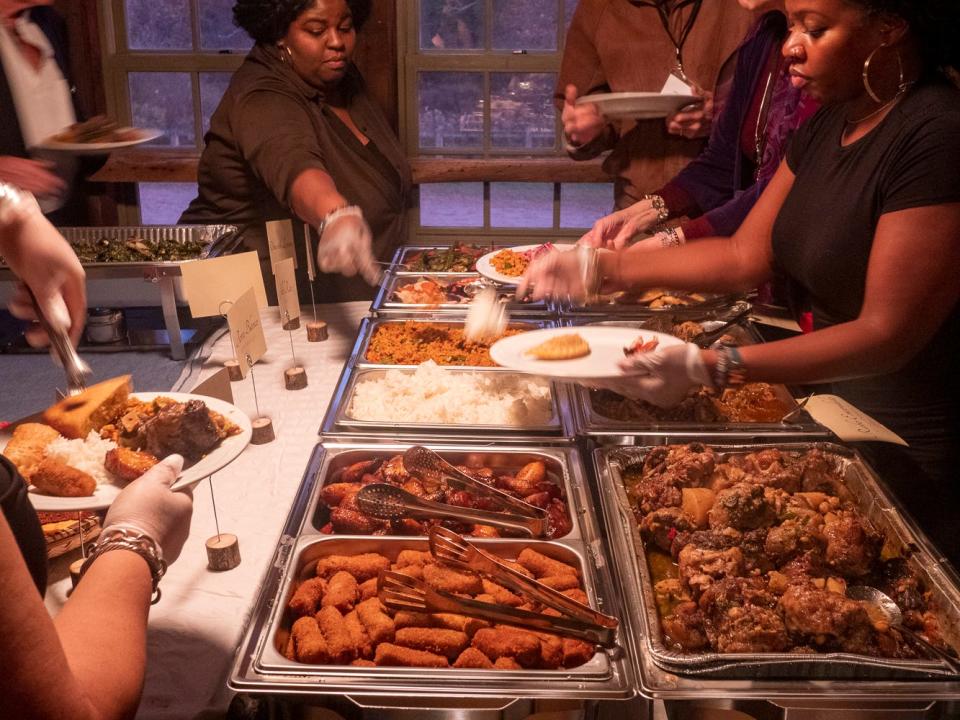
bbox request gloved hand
[102,455,194,563]
[578,199,666,250]
[0,184,86,347]
[517,245,606,303]
[315,205,380,285]
[561,84,606,148]
[665,86,714,139]
[588,342,712,408]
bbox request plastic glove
[0,185,86,347]
[588,343,712,408]
[102,455,194,564]
[315,206,380,285]
[517,246,603,303]
[665,87,714,139]
[561,84,606,148]
[0,156,66,199]
[578,199,664,250]
[465,286,508,343]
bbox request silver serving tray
[560,290,744,318]
[303,443,588,542]
[391,245,502,275]
[321,365,571,439]
[350,316,554,372]
[371,273,554,317]
[594,441,960,684]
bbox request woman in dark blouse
[181,0,411,302]
[522,0,960,563]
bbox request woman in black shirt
[521,0,960,561]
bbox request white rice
[347,361,553,426]
[45,431,119,487]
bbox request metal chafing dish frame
[591,440,960,701]
[0,224,240,359]
[350,316,555,372]
[319,362,576,441]
[371,272,555,317]
[229,441,637,700]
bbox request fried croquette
[394,610,434,629]
[350,659,376,667]
[344,610,373,659]
[316,553,390,582]
[423,563,483,595]
[471,627,541,667]
[31,458,96,497]
[104,446,158,482]
[562,588,590,605]
[534,632,564,669]
[431,612,489,637]
[291,616,330,664]
[374,642,449,668]
[395,549,432,567]
[282,633,296,661]
[358,577,378,601]
[322,571,359,612]
[453,647,494,669]
[356,597,396,644]
[516,548,578,579]
[288,577,327,617]
[562,638,595,668]
[537,574,581,591]
[2,422,60,479]
[481,579,524,606]
[493,656,523,670]
[395,627,469,660]
[315,606,356,663]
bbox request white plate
[0,392,252,512]
[490,326,683,380]
[577,92,699,120]
[476,244,576,286]
[35,128,163,155]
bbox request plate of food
[476,243,575,285]
[37,116,162,154]
[576,92,699,120]
[489,326,682,379]
[0,376,251,511]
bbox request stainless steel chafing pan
[371,273,554,317]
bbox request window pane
[420,0,482,50]
[129,73,195,147]
[200,72,232,136]
[199,0,252,51]
[492,0,557,51]
[418,72,483,150]
[560,183,614,228]
[138,183,198,225]
[491,73,556,150]
[124,0,191,50]
[420,183,483,227]
[490,183,553,228]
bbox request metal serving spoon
[847,585,960,673]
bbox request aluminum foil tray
[371,272,554,317]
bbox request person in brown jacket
[559,0,756,209]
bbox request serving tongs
[402,446,549,523]
[28,289,90,397]
[378,570,618,647]
[356,483,547,538]
[689,304,753,348]
[429,526,619,632]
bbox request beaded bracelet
[712,344,747,388]
[642,194,670,224]
[79,525,167,604]
[659,227,683,249]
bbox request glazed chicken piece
[822,511,882,578]
[104,446,159,482]
[699,577,790,653]
[641,507,694,553]
[779,583,883,655]
[708,482,777,531]
[138,399,222,462]
[629,474,683,516]
[662,600,710,652]
[799,448,847,496]
[678,543,745,597]
[721,448,802,493]
[644,443,716,487]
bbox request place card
[661,73,693,96]
[180,251,267,318]
[275,257,300,326]
[191,368,233,404]
[226,287,267,378]
[804,394,908,446]
[266,219,297,272]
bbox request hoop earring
[278,43,294,65]
[862,44,904,104]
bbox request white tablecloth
[44,301,370,720]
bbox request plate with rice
[0,392,252,512]
[476,243,575,285]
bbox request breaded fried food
[288,577,327,617]
[321,482,360,507]
[316,553,390,582]
[423,563,483,595]
[395,549,432,568]
[535,632,564,669]
[394,610,434,629]
[374,642,449,668]
[562,588,590,605]
[282,633,296,661]
[472,627,541,667]
[562,638,595,668]
[395,627,469,660]
[322,571,359,613]
[42,375,131,439]
[104,446,159,482]
[2,422,60,480]
[494,656,522,670]
[431,612,489,637]
[526,333,590,361]
[453,647,494,669]
[350,659,376,667]
[517,548,579,579]
[481,579,524,607]
[356,597,396,644]
[343,610,373,659]
[538,574,581,591]
[315,606,356,663]
[31,458,96,497]
[358,577,378,601]
[291,616,330,664]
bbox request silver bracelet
[642,194,670,224]
[79,525,167,604]
[712,344,747,389]
[317,204,360,238]
[0,182,40,225]
[660,227,683,248]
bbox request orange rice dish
[365,321,523,366]
[489,249,529,277]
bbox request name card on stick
[275,256,300,325]
[804,394,908,446]
[180,252,267,317]
[266,219,297,272]
[226,287,267,378]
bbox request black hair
[233,0,372,45]
[844,0,960,75]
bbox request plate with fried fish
[490,327,682,379]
